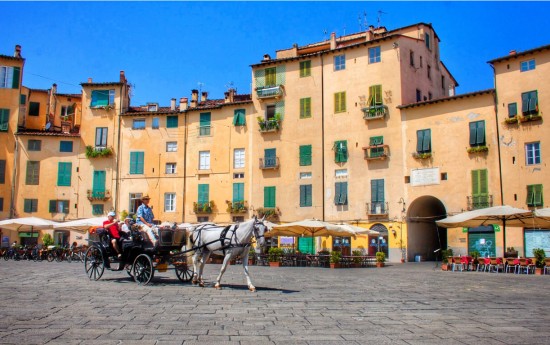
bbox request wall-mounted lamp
[398,197,406,213]
[389,225,397,238]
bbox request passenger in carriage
[136,195,158,247]
[120,217,132,239]
[103,211,122,257]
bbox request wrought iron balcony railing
[467,195,493,210]
[87,189,111,201]
[259,157,280,169]
[366,202,389,216]
[363,145,389,160]
[362,105,388,120]
[256,85,283,99]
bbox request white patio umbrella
[336,223,380,236]
[534,208,550,224]
[0,217,60,241]
[266,219,356,238]
[53,217,107,233]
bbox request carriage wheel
[84,246,104,281]
[133,254,154,285]
[67,254,72,263]
[47,253,54,262]
[175,264,194,282]
[126,265,134,278]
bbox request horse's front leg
[214,252,233,290]
[191,251,201,285]
[242,248,255,292]
[197,251,211,287]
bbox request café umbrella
[0,217,60,241]
[53,217,108,233]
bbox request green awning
[19,232,39,238]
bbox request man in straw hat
[136,195,157,246]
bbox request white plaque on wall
[411,167,440,186]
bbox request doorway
[407,196,447,261]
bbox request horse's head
[253,216,267,247]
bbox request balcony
[258,118,280,133]
[259,157,280,169]
[90,103,116,111]
[85,145,113,158]
[366,202,389,217]
[362,105,388,121]
[226,201,248,214]
[256,85,283,100]
[87,189,111,201]
[363,145,389,160]
[467,195,493,211]
[194,201,214,214]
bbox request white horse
[189,217,267,291]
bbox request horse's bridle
[252,220,265,242]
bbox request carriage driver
[136,195,158,247]
[103,211,122,257]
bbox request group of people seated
[102,194,158,258]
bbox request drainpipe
[321,54,325,222]
[115,84,123,213]
[182,110,188,223]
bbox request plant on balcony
[226,200,247,213]
[255,207,280,221]
[467,145,489,154]
[504,117,518,124]
[85,145,113,158]
[412,152,432,159]
[257,113,281,132]
[193,200,215,214]
[519,114,542,122]
[91,103,116,111]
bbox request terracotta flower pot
[269,261,281,267]
[330,263,341,269]
[376,262,384,268]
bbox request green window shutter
[476,121,485,145]
[469,122,477,146]
[264,186,276,208]
[371,179,384,203]
[265,67,276,86]
[60,141,73,152]
[300,185,306,207]
[166,116,178,128]
[334,92,346,113]
[508,103,517,117]
[472,170,480,196]
[370,136,383,146]
[529,91,538,113]
[340,182,348,205]
[0,109,8,131]
[199,112,211,135]
[300,97,311,118]
[49,200,57,213]
[91,90,109,107]
[526,185,534,205]
[12,67,20,89]
[299,145,312,166]
[198,184,209,204]
[334,140,348,163]
[130,152,144,174]
[264,148,276,167]
[479,169,488,196]
[57,162,72,187]
[416,130,424,152]
[233,109,246,126]
[275,100,285,119]
[26,161,39,185]
[254,68,265,88]
[534,184,543,206]
[24,199,37,213]
[306,185,312,207]
[300,60,311,77]
[521,92,530,114]
[334,182,341,205]
[233,183,244,203]
[423,129,431,152]
[92,171,106,195]
[62,201,69,214]
[369,85,382,105]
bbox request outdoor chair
[452,257,464,272]
[518,258,531,274]
[489,258,504,273]
[505,258,518,274]
[544,258,550,275]
[477,258,486,272]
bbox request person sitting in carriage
[120,217,132,239]
[103,211,122,257]
[136,195,158,247]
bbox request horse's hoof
[249,286,256,292]
[199,282,205,288]
[214,284,222,290]
[192,280,198,285]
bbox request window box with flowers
[193,201,214,214]
[412,152,432,160]
[467,145,489,154]
[226,201,248,214]
[85,145,113,158]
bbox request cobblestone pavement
[0,260,549,345]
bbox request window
[335,169,348,178]
[264,148,277,168]
[199,151,210,170]
[165,163,176,174]
[148,104,158,112]
[471,169,489,209]
[469,121,486,147]
[265,104,276,120]
[334,140,348,163]
[164,193,176,212]
[166,141,177,152]
[26,161,40,185]
[197,216,209,223]
[427,65,431,79]
[428,92,433,100]
[508,103,518,118]
[416,89,422,102]
[300,97,311,118]
[130,152,144,174]
[0,109,8,131]
[92,171,106,197]
[233,109,246,126]
[410,50,415,66]
[520,59,535,72]
[441,76,445,91]
[368,46,381,63]
[370,179,385,212]
[60,105,75,117]
[0,198,3,211]
[0,160,5,183]
[234,148,245,169]
[24,199,38,213]
[57,162,72,187]
[299,145,312,166]
[334,182,348,205]
[20,94,26,105]
[416,129,431,153]
[95,127,108,148]
[129,193,142,214]
[425,33,431,50]
[264,186,276,207]
[369,136,385,157]
[334,92,346,113]
[300,60,311,77]
[334,54,345,71]
[526,142,541,165]
[198,184,209,204]
[60,141,73,152]
[90,89,115,108]
[521,90,538,115]
[234,172,244,179]
[152,117,159,129]
[133,119,146,130]
[28,140,41,151]
[420,56,423,68]
[92,204,104,216]
[166,116,178,128]
[368,85,382,106]
[300,184,312,207]
[527,184,543,207]
[28,102,40,116]
[49,200,69,214]
[0,66,20,89]
[233,183,244,203]
[300,172,312,179]
[199,112,211,136]
[232,216,245,223]
[265,67,276,86]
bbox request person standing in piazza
[136,195,157,247]
[103,211,121,257]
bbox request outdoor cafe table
[341,256,377,268]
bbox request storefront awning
[19,232,39,238]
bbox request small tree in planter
[352,250,362,268]
[330,251,342,269]
[441,248,454,271]
[533,248,546,275]
[42,233,54,247]
[375,252,386,268]
[267,247,284,267]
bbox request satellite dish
[45,122,51,130]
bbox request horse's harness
[192,220,264,255]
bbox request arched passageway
[406,196,447,261]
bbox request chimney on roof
[263,54,271,61]
[87,78,93,83]
[201,91,208,103]
[51,83,57,95]
[509,50,517,55]
[190,89,198,108]
[224,91,230,104]
[179,98,188,111]
[224,88,236,104]
[170,98,176,111]
[120,70,126,83]
[330,32,336,50]
[14,45,22,58]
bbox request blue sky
[1,1,549,106]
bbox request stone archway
[406,196,447,261]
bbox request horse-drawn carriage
[84,223,194,285]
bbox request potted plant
[267,247,283,267]
[248,250,255,266]
[375,251,386,268]
[329,251,342,269]
[533,248,546,275]
[505,247,518,258]
[441,248,453,271]
[351,250,362,268]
